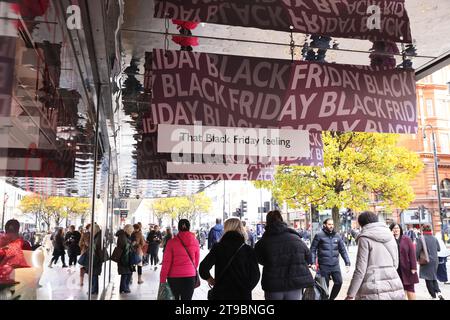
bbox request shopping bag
[157,282,175,300]
[302,273,329,300]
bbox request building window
[441,133,450,154]
[426,99,434,117]
[435,99,449,119]
[442,179,450,198]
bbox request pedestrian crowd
[1,209,449,300]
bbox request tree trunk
[332,206,341,232]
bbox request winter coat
[160,231,200,283]
[310,227,351,270]
[115,230,133,275]
[131,230,145,257]
[199,231,260,300]
[208,224,224,249]
[347,222,405,300]
[78,231,103,276]
[87,232,104,276]
[147,230,162,246]
[254,221,314,292]
[64,231,81,256]
[52,233,66,255]
[416,234,440,281]
[396,235,419,286]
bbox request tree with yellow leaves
[254,132,423,231]
[151,193,212,226]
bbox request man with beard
[310,218,351,300]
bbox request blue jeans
[120,274,132,292]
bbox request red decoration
[172,35,199,47]
[18,0,50,18]
[172,20,199,30]
[0,237,30,269]
[0,264,14,283]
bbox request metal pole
[431,130,445,242]
[88,84,102,301]
[424,125,445,242]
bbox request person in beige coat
[346,211,405,300]
[131,224,146,284]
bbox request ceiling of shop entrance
[120,0,450,71]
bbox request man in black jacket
[310,218,351,300]
[255,210,314,300]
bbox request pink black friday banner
[154,0,412,43]
[149,49,417,134]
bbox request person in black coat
[147,225,162,270]
[65,225,81,267]
[255,210,314,300]
[116,225,134,294]
[49,228,67,268]
[310,218,351,300]
[83,224,104,295]
[199,218,260,300]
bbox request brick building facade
[394,66,450,235]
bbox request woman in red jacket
[160,219,200,300]
[390,223,419,300]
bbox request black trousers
[425,280,441,298]
[167,277,196,300]
[68,254,78,266]
[149,244,160,265]
[319,268,343,300]
[51,253,66,266]
[137,266,142,276]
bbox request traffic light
[241,200,248,214]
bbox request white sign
[157,124,311,158]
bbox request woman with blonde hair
[199,218,260,300]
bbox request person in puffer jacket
[346,211,405,300]
[208,218,224,250]
[160,219,200,300]
[255,210,314,300]
[310,218,351,300]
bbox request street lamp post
[422,124,445,242]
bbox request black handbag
[208,243,245,300]
[111,246,123,263]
